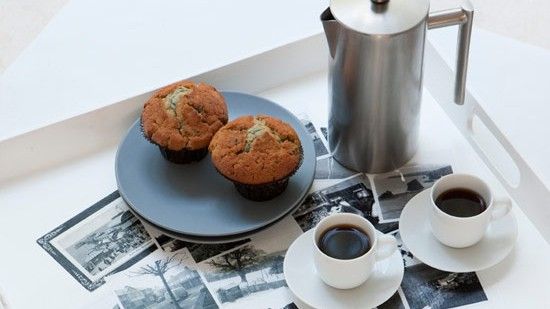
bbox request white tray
[1,34,550,308]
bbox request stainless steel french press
[322,0,473,173]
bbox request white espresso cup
[429,174,512,248]
[313,213,397,289]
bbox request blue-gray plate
[115,91,315,238]
[129,205,301,244]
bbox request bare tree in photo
[206,245,265,284]
[132,254,182,309]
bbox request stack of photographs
[37,116,490,309]
[299,118,358,181]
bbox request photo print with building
[299,117,329,158]
[293,174,398,234]
[393,230,487,308]
[36,191,156,291]
[373,164,453,222]
[154,233,250,263]
[197,220,301,309]
[108,248,218,309]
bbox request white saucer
[283,229,404,309]
[399,189,518,273]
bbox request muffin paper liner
[214,144,304,201]
[233,178,290,201]
[158,146,208,164]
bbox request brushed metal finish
[324,8,426,173]
[428,2,474,105]
[330,0,429,35]
[322,1,474,173]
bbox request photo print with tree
[197,219,301,309]
[108,249,218,309]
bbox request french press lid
[329,0,430,35]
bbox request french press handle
[428,1,474,105]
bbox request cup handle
[491,197,512,220]
[375,234,397,261]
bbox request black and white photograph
[377,291,405,309]
[37,191,156,291]
[155,234,250,263]
[400,263,487,309]
[198,223,299,309]
[109,249,218,309]
[373,164,453,222]
[392,229,488,308]
[392,229,488,309]
[314,156,358,180]
[392,231,421,267]
[200,246,288,309]
[293,175,398,234]
[320,126,328,141]
[300,118,329,157]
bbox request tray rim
[0,33,547,242]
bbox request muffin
[141,80,228,163]
[209,115,303,201]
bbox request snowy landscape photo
[197,220,301,309]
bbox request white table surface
[1,68,550,309]
[1,1,550,308]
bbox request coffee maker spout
[321,8,339,58]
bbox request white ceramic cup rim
[430,173,494,221]
[313,213,377,262]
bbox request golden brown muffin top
[141,80,228,151]
[209,115,302,185]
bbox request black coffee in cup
[318,225,371,259]
[435,188,487,217]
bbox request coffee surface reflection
[435,188,487,218]
[318,225,371,260]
